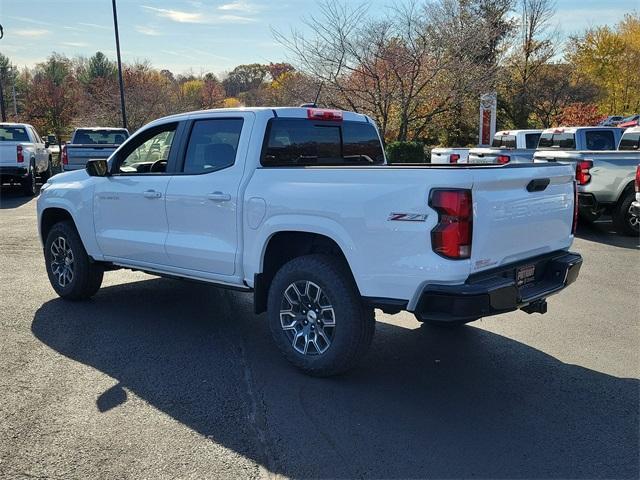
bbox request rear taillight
[449,154,460,164]
[16,145,24,163]
[572,180,578,234]
[497,155,510,164]
[429,189,472,260]
[61,145,68,165]
[576,160,592,185]
[307,108,343,121]
[635,164,639,193]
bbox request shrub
[385,141,425,163]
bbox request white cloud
[142,5,256,24]
[142,6,205,23]
[14,29,50,38]
[61,41,90,48]
[217,1,262,14]
[135,25,161,36]
[78,22,110,30]
[8,16,51,26]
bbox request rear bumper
[414,251,582,323]
[0,166,29,179]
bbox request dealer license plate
[516,264,536,287]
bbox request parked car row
[432,125,640,236]
[0,123,129,196]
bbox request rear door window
[585,130,615,150]
[182,118,244,174]
[262,119,384,166]
[618,132,640,150]
[525,133,541,149]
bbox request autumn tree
[566,13,640,115]
[222,64,268,97]
[499,0,557,128]
[22,54,80,140]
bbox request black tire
[21,161,36,196]
[41,158,53,182]
[613,191,639,236]
[267,254,375,377]
[44,221,104,300]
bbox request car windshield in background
[262,119,384,166]
[490,135,517,148]
[525,133,541,149]
[74,130,129,145]
[618,132,640,150]
[537,132,576,149]
[0,126,30,142]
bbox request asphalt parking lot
[1,185,638,479]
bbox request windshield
[0,126,30,142]
[73,129,129,145]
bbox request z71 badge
[388,213,428,222]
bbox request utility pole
[112,0,128,130]
[0,71,6,122]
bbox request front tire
[613,191,639,236]
[267,254,375,377]
[45,221,104,300]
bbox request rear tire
[41,158,53,182]
[613,191,639,236]
[267,254,375,377]
[44,221,104,300]
[21,162,36,196]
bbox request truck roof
[623,126,640,134]
[150,107,372,126]
[495,129,542,136]
[541,126,623,134]
[0,122,34,128]
[74,127,129,131]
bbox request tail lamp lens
[61,145,68,165]
[449,154,460,164]
[497,155,510,164]
[635,164,639,193]
[17,145,24,163]
[429,189,472,259]
[572,180,578,234]
[307,108,343,121]
[576,160,592,185]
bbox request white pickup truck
[37,107,583,376]
[467,129,542,164]
[0,123,52,195]
[534,126,640,235]
[62,127,129,171]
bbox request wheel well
[617,180,635,206]
[40,208,74,244]
[253,231,356,314]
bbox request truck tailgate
[0,144,19,166]
[470,164,575,273]
[66,145,117,168]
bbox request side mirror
[44,141,50,148]
[86,159,110,177]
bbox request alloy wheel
[279,280,336,355]
[50,236,74,287]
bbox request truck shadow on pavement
[575,221,639,250]
[0,185,39,209]
[32,278,639,479]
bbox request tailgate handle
[527,178,550,192]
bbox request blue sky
[1,0,638,75]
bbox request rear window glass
[525,133,541,149]
[618,132,640,150]
[537,132,576,149]
[0,126,30,142]
[73,129,129,145]
[491,135,516,148]
[585,130,615,150]
[262,119,384,166]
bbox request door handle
[143,189,162,199]
[207,192,231,202]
